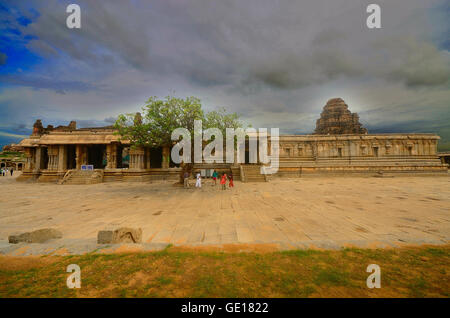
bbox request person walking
[10,168,14,177]
[228,173,234,188]
[183,171,190,188]
[195,172,202,188]
[220,173,227,190]
[212,170,218,186]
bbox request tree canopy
[114,95,243,149]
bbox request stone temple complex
[16,98,448,183]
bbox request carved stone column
[58,145,67,172]
[76,145,87,169]
[34,147,42,172]
[431,140,437,155]
[24,148,35,171]
[129,146,145,170]
[162,145,170,169]
[145,148,151,169]
[106,144,118,169]
[47,145,59,170]
[385,141,392,155]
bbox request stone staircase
[230,166,241,180]
[59,169,104,185]
[240,165,267,182]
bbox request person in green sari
[212,170,218,186]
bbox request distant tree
[115,95,243,183]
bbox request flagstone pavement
[0,172,449,255]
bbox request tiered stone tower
[314,98,367,135]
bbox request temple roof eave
[19,135,130,146]
[279,133,440,141]
[17,132,440,148]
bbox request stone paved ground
[0,172,449,254]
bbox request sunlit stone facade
[17,99,448,182]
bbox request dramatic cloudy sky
[0,0,449,149]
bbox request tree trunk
[179,162,193,184]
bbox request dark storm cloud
[244,49,364,89]
[8,0,449,92]
[76,119,112,128]
[1,0,449,149]
[19,1,153,69]
[104,116,117,124]
[0,74,97,93]
[375,36,450,87]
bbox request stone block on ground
[97,227,142,244]
[97,230,114,244]
[8,228,63,244]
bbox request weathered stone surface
[2,143,24,152]
[8,228,63,244]
[114,227,142,243]
[314,98,368,135]
[97,230,114,244]
[97,227,143,244]
[16,114,447,183]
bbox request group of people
[1,167,13,176]
[212,171,234,190]
[183,170,234,190]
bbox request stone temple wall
[275,134,447,176]
[16,108,449,182]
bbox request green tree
[115,95,204,148]
[204,107,243,134]
[115,95,243,183]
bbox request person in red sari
[228,173,234,188]
[220,173,227,190]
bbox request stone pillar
[162,145,170,169]
[76,145,87,169]
[145,148,151,169]
[106,144,118,169]
[24,148,34,171]
[47,145,59,170]
[129,146,145,170]
[431,140,437,155]
[385,141,391,155]
[34,147,42,172]
[423,140,429,155]
[58,145,67,172]
[76,145,81,169]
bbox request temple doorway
[116,144,125,168]
[87,145,106,169]
[150,147,162,168]
[41,147,48,170]
[67,145,76,169]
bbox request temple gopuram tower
[314,98,368,134]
